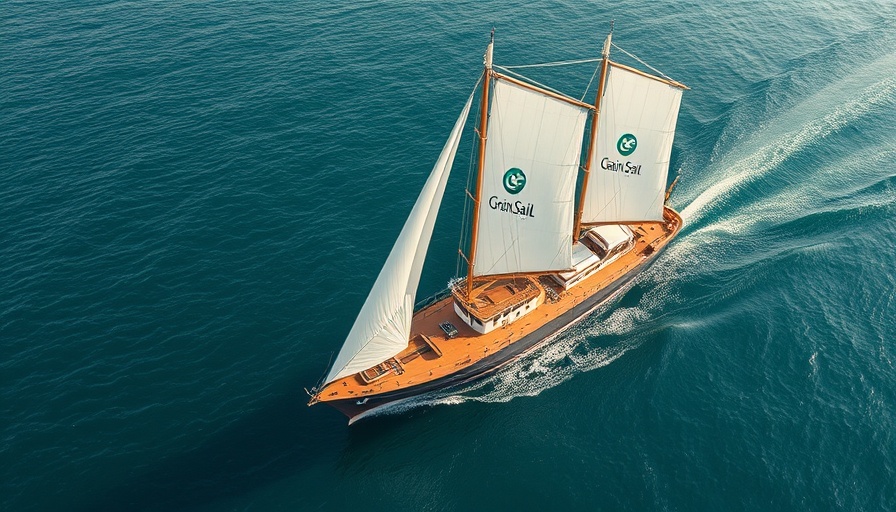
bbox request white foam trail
[655,60,896,284]
[366,301,655,419]
[681,49,896,224]
[683,72,896,229]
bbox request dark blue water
[3,1,895,510]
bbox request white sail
[325,94,473,384]
[473,79,588,276]
[582,64,683,223]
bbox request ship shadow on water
[81,378,345,512]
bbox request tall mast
[465,29,494,298]
[572,28,613,241]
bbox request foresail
[473,79,588,276]
[324,93,474,384]
[582,64,683,223]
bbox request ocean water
[2,1,895,510]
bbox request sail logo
[488,196,535,218]
[502,168,527,195]
[600,157,642,175]
[617,134,637,156]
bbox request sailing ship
[307,29,688,424]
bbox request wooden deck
[315,207,682,404]
[455,277,542,323]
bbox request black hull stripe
[328,248,665,421]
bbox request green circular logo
[503,168,526,195]
[617,133,637,156]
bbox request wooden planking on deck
[318,209,681,402]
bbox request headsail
[581,63,684,223]
[472,79,588,276]
[324,93,474,384]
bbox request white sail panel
[582,65,683,223]
[473,80,588,276]
[325,94,473,384]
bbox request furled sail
[472,79,588,276]
[582,64,684,223]
[324,94,473,384]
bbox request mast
[572,28,613,241]
[466,29,494,298]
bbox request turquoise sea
[3,1,895,510]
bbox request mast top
[602,23,613,58]
[484,28,495,70]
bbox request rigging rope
[580,61,601,102]
[500,57,602,69]
[610,43,677,83]
[497,44,682,89]
[457,72,485,280]
[493,66,585,105]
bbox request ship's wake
[366,51,896,421]
[362,302,652,419]
[680,59,896,231]
[363,289,670,419]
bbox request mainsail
[581,64,684,223]
[324,94,474,384]
[472,79,588,276]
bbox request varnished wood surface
[454,276,542,322]
[315,207,682,403]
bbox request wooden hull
[319,209,681,424]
